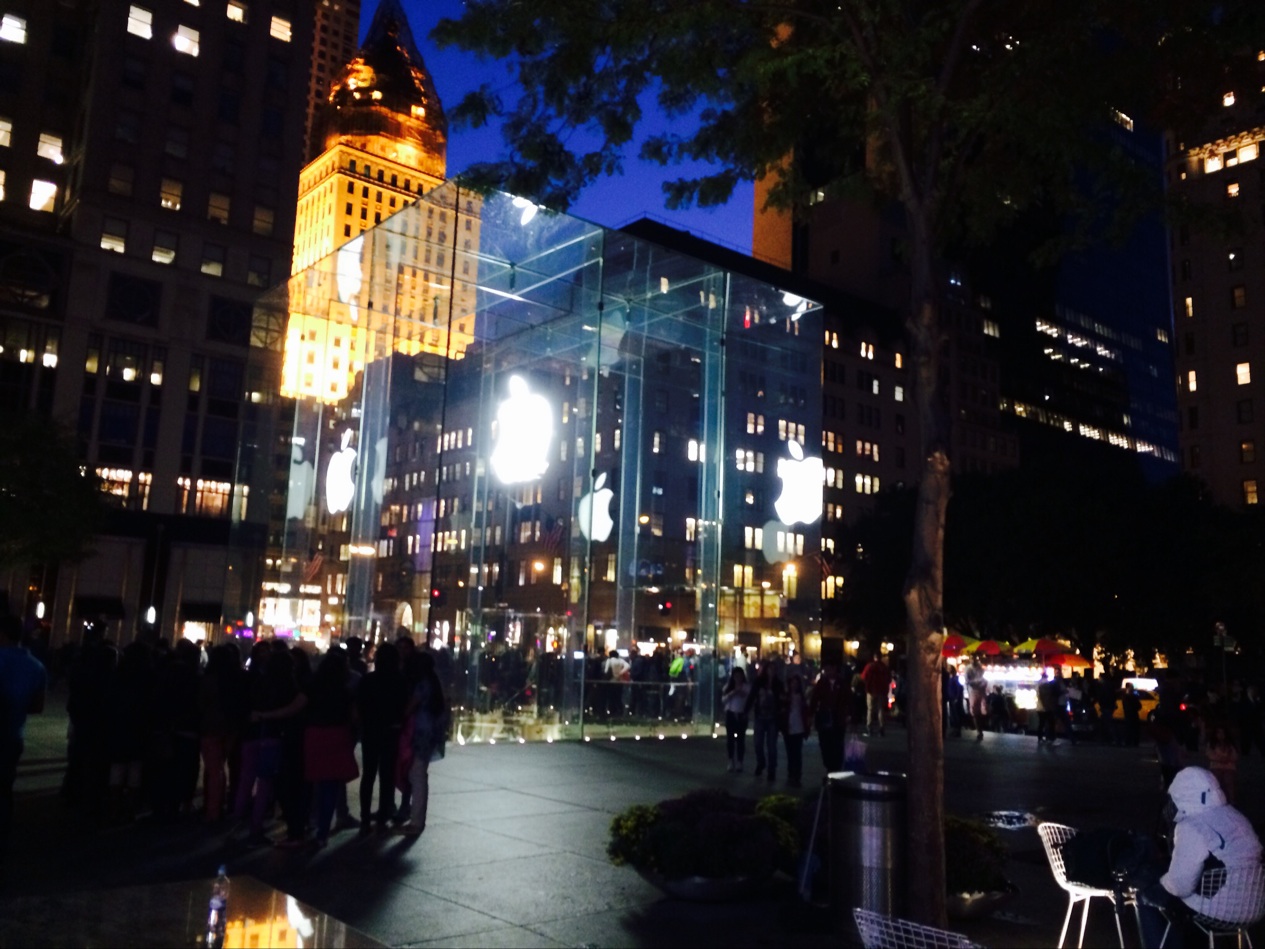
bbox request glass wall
[246,182,823,740]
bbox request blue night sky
[384,0,755,254]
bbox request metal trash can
[828,770,907,918]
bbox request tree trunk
[902,211,951,927]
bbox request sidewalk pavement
[2,695,1263,948]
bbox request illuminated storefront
[243,181,824,736]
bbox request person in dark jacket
[808,662,850,772]
[356,642,408,833]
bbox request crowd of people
[51,627,451,849]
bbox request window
[1227,181,1241,198]
[152,231,177,265]
[37,133,64,164]
[108,163,133,196]
[201,243,225,277]
[126,5,152,38]
[173,25,199,56]
[1184,296,1194,318]
[165,126,189,158]
[1233,323,1249,346]
[651,431,661,454]
[207,192,230,224]
[0,13,26,43]
[1238,399,1254,424]
[1186,370,1197,393]
[100,218,127,253]
[1244,480,1259,506]
[0,117,11,147]
[160,178,182,210]
[1205,155,1223,174]
[1228,248,1244,271]
[226,1,246,22]
[246,255,270,288]
[252,206,273,236]
[894,385,904,402]
[1232,285,1247,309]
[1237,362,1252,385]
[1241,440,1256,464]
[983,319,1000,337]
[269,15,291,41]
[860,341,874,359]
[29,180,57,212]
[1223,91,1236,107]
[0,169,5,201]
[1188,406,1199,430]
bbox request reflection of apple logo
[325,430,357,514]
[576,472,615,542]
[761,519,793,564]
[489,374,553,484]
[773,440,824,525]
[370,435,388,505]
[286,442,315,521]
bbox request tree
[0,412,104,572]
[435,0,1262,922]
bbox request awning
[179,602,223,623]
[74,596,126,619]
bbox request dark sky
[383,0,755,254]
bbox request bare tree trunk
[902,214,950,927]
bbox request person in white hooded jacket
[1138,765,1263,946]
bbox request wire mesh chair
[852,908,984,949]
[1161,865,1265,948]
[1037,821,1127,948]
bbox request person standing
[403,652,450,836]
[965,658,988,740]
[748,662,782,783]
[720,668,750,773]
[859,653,890,737]
[780,673,810,788]
[0,614,45,861]
[1121,682,1143,747]
[356,641,408,834]
[809,662,850,772]
[1204,723,1239,805]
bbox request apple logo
[576,472,615,542]
[286,442,315,521]
[489,374,553,484]
[325,429,357,514]
[773,440,824,526]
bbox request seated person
[1137,765,1263,947]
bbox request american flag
[812,549,836,578]
[302,550,324,584]
[541,517,566,555]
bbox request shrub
[945,815,1009,894]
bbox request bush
[608,789,799,881]
[945,815,1009,894]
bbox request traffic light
[658,599,672,616]
[430,587,447,608]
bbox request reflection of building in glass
[285,0,475,404]
[247,184,826,736]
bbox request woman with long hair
[720,666,750,773]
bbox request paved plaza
[1,695,1262,948]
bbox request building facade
[0,0,314,642]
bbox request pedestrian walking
[780,673,810,788]
[809,661,849,773]
[721,668,750,773]
[748,662,782,783]
[402,652,450,836]
[859,653,890,737]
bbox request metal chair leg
[1079,897,1092,948]
[1059,896,1076,948]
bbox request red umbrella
[941,633,975,657]
[1015,637,1066,656]
[967,639,1011,656]
[1047,653,1091,669]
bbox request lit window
[0,117,10,147]
[0,13,26,43]
[1228,248,1243,271]
[0,169,5,201]
[1237,362,1252,385]
[226,1,246,22]
[894,385,904,402]
[1244,480,1259,505]
[173,25,199,56]
[252,206,274,236]
[652,431,662,454]
[37,133,64,164]
[860,341,874,359]
[152,231,177,264]
[1240,142,1259,164]
[207,192,230,224]
[200,243,225,277]
[29,180,57,212]
[100,218,127,253]
[1232,285,1247,309]
[1187,369,1198,392]
[1205,155,1223,174]
[1242,440,1257,463]
[160,178,182,210]
[184,0,199,5]
[1223,91,1236,107]
[269,15,291,41]
[983,319,1000,337]
[1227,182,1241,198]
[1184,296,1194,318]
[108,163,134,196]
[895,352,903,369]
[126,5,153,38]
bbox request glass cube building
[240,182,824,739]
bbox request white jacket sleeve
[1161,821,1210,898]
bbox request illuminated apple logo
[773,440,824,526]
[325,429,357,514]
[489,374,553,484]
[576,472,615,542]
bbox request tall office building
[1167,71,1265,508]
[0,0,313,642]
[304,0,361,161]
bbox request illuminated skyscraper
[285,0,475,403]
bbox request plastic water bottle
[206,865,230,949]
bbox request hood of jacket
[1168,766,1227,818]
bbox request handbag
[303,724,359,783]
